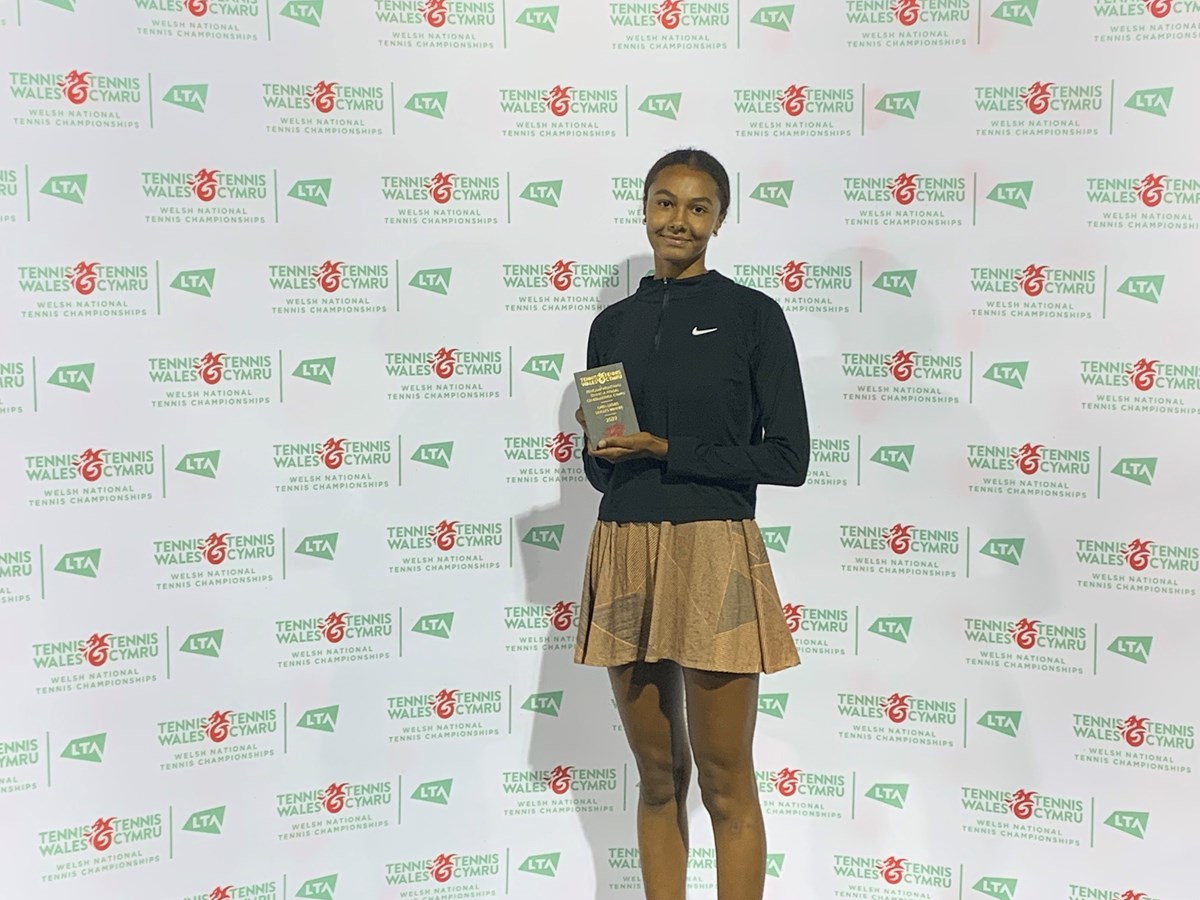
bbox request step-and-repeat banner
[2,1,1197,898]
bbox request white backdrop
[2,1,1198,898]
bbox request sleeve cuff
[665,434,700,476]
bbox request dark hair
[642,148,731,220]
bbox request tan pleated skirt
[573,519,801,674]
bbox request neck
[654,255,708,280]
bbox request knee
[695,756,755,821]
[636,754,692,808]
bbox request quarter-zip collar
[634,268,722,302]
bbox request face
[643,165,725,274]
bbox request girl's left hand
[590,432,668,462]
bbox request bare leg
[683,668,765,900]
[609,661,692,900]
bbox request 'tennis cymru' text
[812,439,852,464]
[970,268,1097,294]
[609,2,730,26]
[273,441,392,467]
[500,89,620,115]
[158,709,276,745]
[380,176,501,201]
[17,266,150,294]
[961,788,1084,821]
[33,634,159,668]
[386,854,501,885]
[502,264,620,289]
[503,768,618,792]
[38,815,163,856]
[841,353,963,379]
[1076,539,1200,570]
[964,619,1088,650]
[385,351,502,377]
[968,446,1091,474]
[0,362,26,389]
[0,550,34,578]
[837,694,958,724]
[10,73,142,103]
[275,614,393,643]
[374,0,496,24]
[387,523,502,550]
[733,89,855,114]
[1087,178,1200,204]
[26,451,155,481]
[387,691,503,719]
[149,356,273,382]
[141,172,268,201]
[757,771,846,796]
[269,265,390,291]
[154,534,276,565]
[975,85,1104,113]
[0,738,39,767]
[846,0,970,23]
[1073,714,1195,749]
[1081,361,1200,390]
[262,83,385,112]
[834,857,952,887]
[796,608,850,633]
[732,264,854,291]
[276,782,392,817]
[843,178,967,203]
[840,526,960,554]
[134,0,261,13]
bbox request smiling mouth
[661,235,690,244]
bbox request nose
[668,205,687,230]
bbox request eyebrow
[651,188,714,204]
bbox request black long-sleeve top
[583,269,810,523]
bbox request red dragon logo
[1134,174,1166,207]
[1010,442,1043,475]
[547,765,573,795]
[782,603,803,633]
[888,173,919,205]
[891,0,920,26]
[193,351,225,384]
[432,689,459,719]
[1016,264,1047,297]
[1120,891,1148,900]
[888,349,916,381]
[546,259,575,292]
[428,347,458,380]
[57,70,91,105]
[79,633,112,667]
[199,532,231,565]
[776,261,806,293]
[318,437,347,469]
[547,432,576,462]
[548,601,575,631]
[306,80,337,113]
[542,85,572,117]
[885,524,913,555]
[424,172,455,205]
[882,693,911,723]
[877,856,907,884]
[771,768,801,796]
[429,854,456,883]
[208,888,233,900]
[1123,539,1153,571]
[186,0,209,14]
[1006,789,1037,819]
[1120,715,1149,747]
[1125,358,1158,392]
[1144,0,1172,17]
[321,612,348,644]
[656,0,683,29]
[1008,618,1040,650]
[204,710,233,743]
[85,817,116,851]
[74,448,106,482]
[320,782,349,813]
[313,261,343,293]
[1020,81,1054,115]
[188,168,221,202]
[430,520,459,551]
[777,85,808,117]
[69,261,100,295]
[420,0,449,26]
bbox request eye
[658,199,672,207]
[692,206,708,215]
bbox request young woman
[573,148,810,900]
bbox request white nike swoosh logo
[692,327,718,336]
